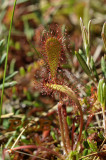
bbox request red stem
[71,120,76,150]
[57,102,68,154]
[61,104,71,152]
[73,100,83,150]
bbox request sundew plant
[1,1,106,159]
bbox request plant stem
[57,102,68,155]
[74,100,83,150]
[102,106,106,138]
[71,120,76,150]
[0,0,17,122]
[63,86,83,150]
[61,104,71,152]
[46,83,83,150]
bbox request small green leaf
[50,131,56,140]
[3,119,9,129]
[9,59,16,74]
[0,81,17,89]
[68,151,79,160]
[101,57,106,78]
[97,79,104,104]
[67,116,72,126]
[79,49,86,61]
[101,22,106,50]
[98,131,104,140]
[87,140,97,152]
[19,67,26,76]
[5,71,18,81]
[0,53,6,66]
[83,149,88,156]
[75,51,91,78]
[80,18,88,50]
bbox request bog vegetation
[0,0,106,160]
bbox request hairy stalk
[61,104,71,152]
[46,83,83,150]
[64,86,83,150]
[0,0,17,122]
[58,102,68,154]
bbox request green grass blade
[0,0,17,122]
[0,81,17,90]
[0,53,6,66]
[5,71,18,82]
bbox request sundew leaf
[45,83,78,102]
[45,37,61,80]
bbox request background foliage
[0,0,106,160]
